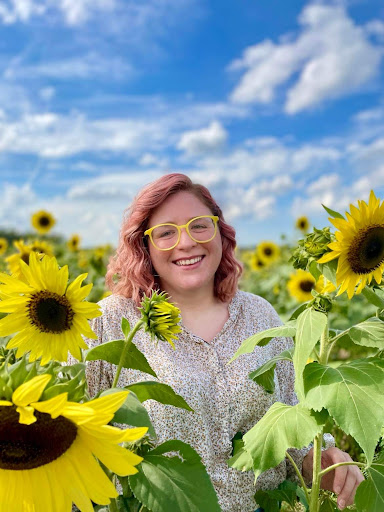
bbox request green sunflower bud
[290,227,335,271]
[139,290,181,348]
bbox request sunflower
[5,240,33,278]
[0,374,147,512]
[140,290,181,348]
[0,238,8,255]
[287,269,321,302]
[250,253,267,272]
[296,216,310,232]
[67,234,81,252]
[30,239,54,257]
[257,241,280,264]
[0,252,101,364]
[31,210,56,235]
[317,191,384,299]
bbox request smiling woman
[84,173,363,512]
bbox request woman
[85,173,363,511]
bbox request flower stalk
[112,320,144,388]
[309,318,329,512]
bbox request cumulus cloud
[177,121,228,156]
[229,3,384,113]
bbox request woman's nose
[177,228,197,249]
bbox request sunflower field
[1,192,384,511]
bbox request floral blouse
[84,290,331,512]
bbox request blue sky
[0,0,384,248]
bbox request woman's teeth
[175,256,203,266]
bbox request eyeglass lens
[151,216,216,249]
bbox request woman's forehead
[149,191,212,225]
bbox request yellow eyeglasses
[144,215,219,251]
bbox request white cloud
[5,53,134,81]
[177,121,228,156]
[229,3,383,113]
[139,153,169,168]
[39,86,55,101]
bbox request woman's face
[147,191,223,297]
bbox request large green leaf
[339,318,384,349]
[85,339,157,378]
[248,348,293,394]
[125,381,193,411]
[294,309,327,401]
[129,440,221,512]
[230,402,326,479]
[228,321,296,364]
[303,360,384,464]
[355,451,384,512]
[100,388,156,438]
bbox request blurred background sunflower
[31,210,56,235]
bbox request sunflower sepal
[321,204,345,220]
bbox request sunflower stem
[112,320,144,388]
[309,317,329,512]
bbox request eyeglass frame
[144,215,220,251]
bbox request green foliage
[355,451,384,511]
[86,338,158,378]
[229,402,327,478]
[293,309,327,400]
[228,321,297,363]
[125,381,193,411]
[128,440,221,512]
[303,359,384,464]
[248,348,293,394]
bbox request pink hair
[106,173,243,306]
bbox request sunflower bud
[308,292,333,313]
[290,228,334,271]
[139,291,181,348]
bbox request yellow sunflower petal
[32,392,68,418]
[12,374,52,407]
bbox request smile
[174,256,204,266]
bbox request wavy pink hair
[106,173,243,306]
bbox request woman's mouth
[173,255,205,267]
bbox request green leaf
[128,440,221,512]
[294,309,327,401]
[236,402,326,478]
[362,287,384,309]
[347,318,384,349]
[248,348,294,394]
[100,388,156,438]
[322,204,345,220]
[85,339,157,378]
[268,479,298,507]
[228,321,296,364]
[288,302,309,321]
[303,360,384,464]
[318,259,338,286]
[227,439,253,472]
[254,490,280,512]
[121,317,131,338]
[125,381,193,411]
[355,451,384,512]
[309,259,322,281]
[319,495,339,511]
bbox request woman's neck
[160,284,218,314]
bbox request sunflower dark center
[300,280,315,293]
[0,406,77,470]
[27,291,75,333]
[263,247,273,256]
[299,221,306,229]
[38,216,50,227]
[348,225,384,274]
